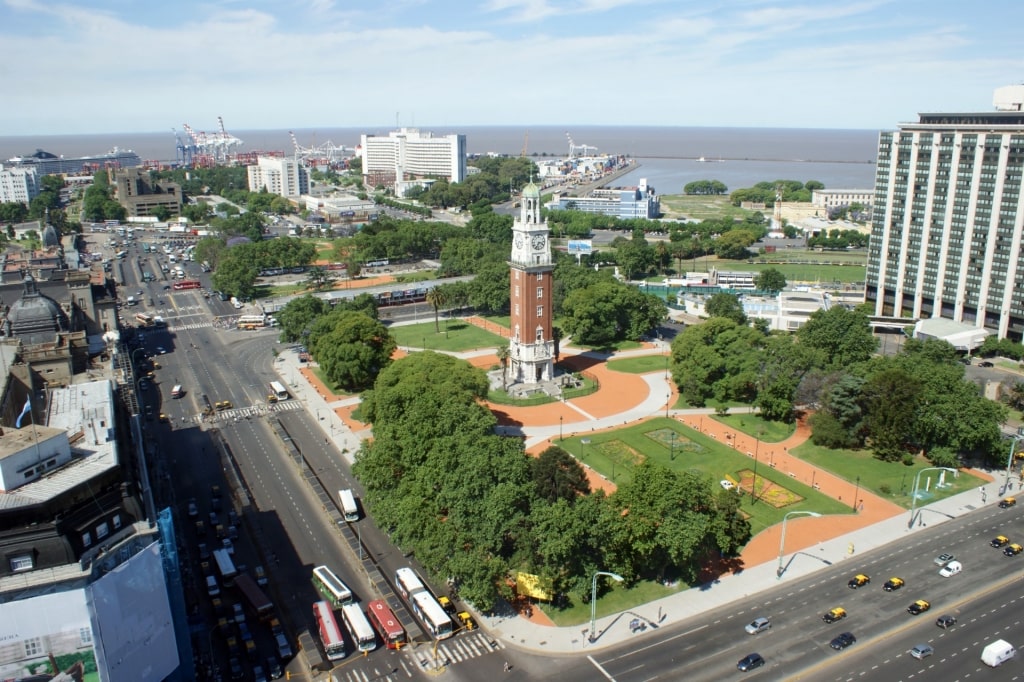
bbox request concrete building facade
[247,156,309,197]
[0,167,39,205]
[111,168,183,218]
[550,179,660,219]
[866,86,1024,341]
[359,128,466,191]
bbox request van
[171,385,184,399]
[206,575,220,597]
[982,639,1015,667]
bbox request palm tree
[425,287,448,333]
[496,342,511,389]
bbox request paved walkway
[272,321,996,655]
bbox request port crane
[289,131,353,168]
[566,132,597,158]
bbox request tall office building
[359,128,466,190]
[247,155,309,197]
[0,166,39,204]
[866,86,1024,341]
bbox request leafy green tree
[705,293,747,325]
[0,202,28,224]
[754,267,787,294]
[797,306,877,368]
[530,446,590,504]
[302,266,336,292]
[276,295,330,343]
[860,367,920,461]
[210,251,259,299]
[310,311,395,391]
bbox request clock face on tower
[531,234,546,250]
[514,236,524,249]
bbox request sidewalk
[272,334,995,656]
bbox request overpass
[868,315,917,330]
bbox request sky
[3,0,1023,135]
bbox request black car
[736,653,765,672]
[830,632,857,650]
[936,614,957,628]
[979,361,994,367]
[265,656,282,680]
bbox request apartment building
[0,166,40,204]
[359,128,466,190]
[247,155,309,197]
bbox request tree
[704,293,747,325]
[302,266,336,292]
[860,367,920,462]
[310,311,396,392]
[530,446,590,504]
[425,287,448,334]
[276,294,330,343]
[496,342,510,389]
[797,306,877,369]
[754,268,787,295]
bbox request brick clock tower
[508,182,554,384]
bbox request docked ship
[5,147,142,175]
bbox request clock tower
[508,181,554,385]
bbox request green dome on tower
[521,181,540,198]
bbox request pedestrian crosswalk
[330,632,503,681]
[190,399,304,423]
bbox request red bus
[172,280,201,290]
[313,600,347,661]
[366,599,406,649]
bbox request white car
[939,560,962,577]
[720,480,736,491]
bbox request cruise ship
[5,147,142,175]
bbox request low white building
[680,290,833,332]
[912,318,990,352]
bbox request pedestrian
[503,661,511,673]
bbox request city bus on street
[135,312,154,327]
[312,565,353,608]
[172,279,201,290]
[366,600,406,649]
[394,567,453,640]
[340,603,377,652]
[269,381,289,401]
[313,600,347,661]
[238,314,266,330]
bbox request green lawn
[308,366,353,397]
[387,320,504,352]
[541,577,685,627]
[712,414,795,444]
[716,261,866,284]
[792,441,985,509]
[659,194,756,221]
[606,355,670,375]
[558,417,849,536]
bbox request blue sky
[3,0,1023,135]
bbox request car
[992,535,1010,548]
[936,614,958,628]
[265,656,283,680]
[910,643,934,659]
[144,405,154,421]
[252,664,267,682]
[222,538,234,555]
[999,497,1017,508]
[848,574,870,589]
[979,361,994,367]
[162,284,171,290]
[830,632,857,650]
[226,636,241,657]
[745,617,772,635]
[457,611,476,631]
[187,498,198,517]
[232,603,245,623]
[940,560,963,576]
[198,543,210,560]
[209,512,218,526]
[908,599,931,615]
[438,595,457,616]
[136,290,143,296]
[719,479,735,491]
[228,657,244,681]
[158,413,169,423]
[934,553,955,566]
[882,577,905,591]
[268,618,284,637]
[822,607,847,624]
[736,653,765,672]
[216,400,233,410]
[194,520,206,536]
[1004,543,1023,556]
[138,380,149,391]
[238,621,253,642]
[275,633,293,659]
[155,346,167,354]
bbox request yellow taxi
[822,607,847,624]
[1004,543,1023,556]
[848,574,870,589]
[158,413,169,423]
[991,535,1010,548]
[215,400,233,411]
[999,497,1017,508]
[457,611,476,631]
[907,599,931,615]
[882,577,904,591]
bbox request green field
[713,261,866,284]
[659,194,755,221]
[606,355,670,375]
[387,319,504,352]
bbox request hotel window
[96,522,109,540]
[82,532,92,547]
[536,286,543,299]
[9,554,33,572]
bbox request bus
[239,314,267,330]
[135,312,154,327]
[312,566,353,608]
[269,381,289,401]
[340,603,377,652]
[235,573,274,621]
[172,279,201,290]
[366,600,406,650]
[394,568,453,640]
[339,489,359,522]
[313,600,347,661]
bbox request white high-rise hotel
[359,128,466,190]
[867,86,1024,341]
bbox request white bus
[238,314,266,330]
[339,489,359,522]
[269,381,289,401]
[340,603,377,652]
[312,565,353,608]
[394,567,453,639]
[313,600,347,661]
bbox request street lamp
[589,571,624,643]
[1003,434,1024,495]
[559,416,563,442]
[665,392,670,418]
[908,467,958,528]
[852,476,860,512]
[777,511,821,578]
[750,437,760,503]
[669,432,677,461]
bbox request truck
[213,548,238,584]
[982,639,1016,667]
[235,573,274,621]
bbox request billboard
[567,240,593,255]
[0,589,98,681]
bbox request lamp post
[589,571,624,643]
[665,392,670,418]
[908,467,958,528]
[777,511,821,578]
[559,416,563,443]
[669,432,677,462]
[852,476,860,512]
[1004,434,1024,495]
[750,439,760,503]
